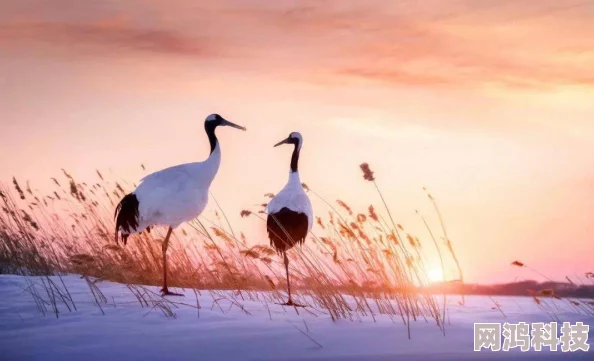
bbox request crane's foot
[160,287,184,297]
[278,299,306,308]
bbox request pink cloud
[2,1,593,90]
[0,20,217,57]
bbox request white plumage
[134,144,220,232]
[267,172,313,231]
[114,113,245,295]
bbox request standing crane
[115,114,246,295]
[266,132,312,306]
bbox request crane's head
[205,114,246,131]
[274,132,302,150]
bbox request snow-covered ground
[0,275,592,360]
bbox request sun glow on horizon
[428,268,445,283]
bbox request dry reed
[0,163,463,337]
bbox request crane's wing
[267,207,309,252]
[267,187,313,231]
[139,163,196,187]
[134,163,209,228]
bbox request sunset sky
[1,0,593,284]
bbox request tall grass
[0,164,460,336]
[510,260,594,319]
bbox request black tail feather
[267,207,308,254]
[114,193,139,245]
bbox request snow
[1,275,592,360]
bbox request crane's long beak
[274,138,290,147]
[221,119,247,131]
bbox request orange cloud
[0,20,216,57]
[1,1,593,90]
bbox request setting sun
[1,1,594,359]
[428,268,444,283]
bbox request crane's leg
[161,227,182,296]
[281,252,305,307]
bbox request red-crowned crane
[266,132,313,306]
[114,114,246,296]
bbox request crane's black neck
[290,141,301,173]
[205,122,218,154]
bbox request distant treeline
[423,280,594,298]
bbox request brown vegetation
[0,164,462,336]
